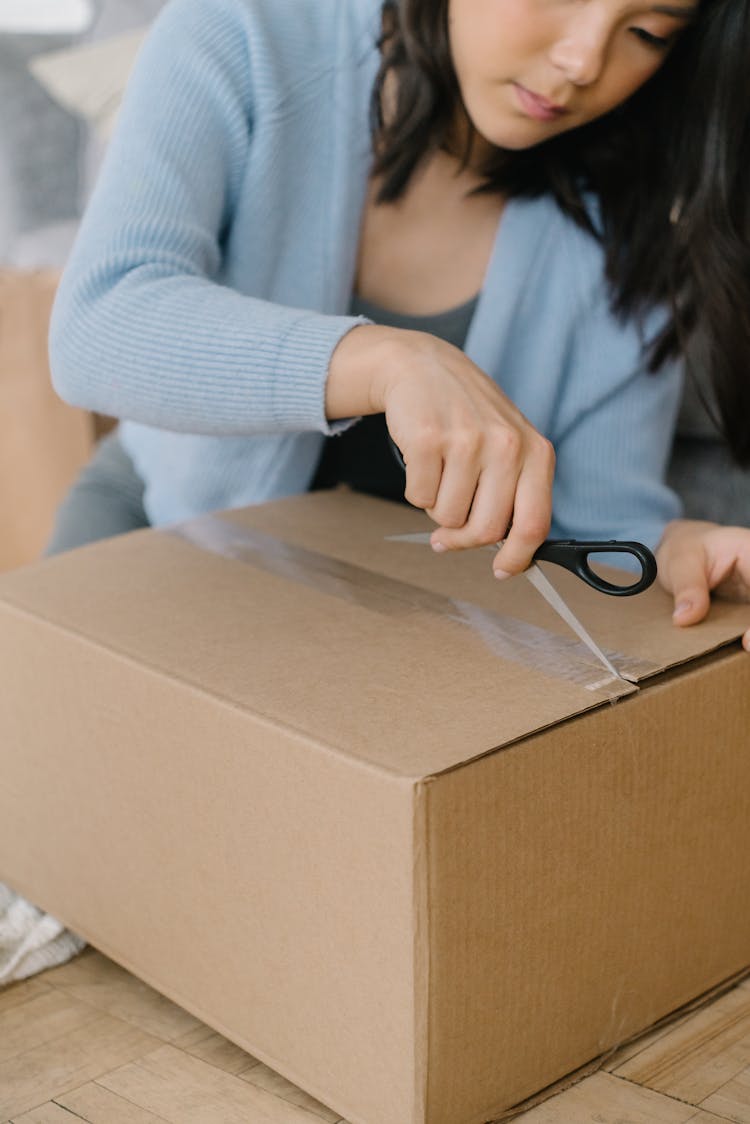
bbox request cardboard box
[0,489,748,1124]
[0,270,95,572]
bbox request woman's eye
[630,26,672,48]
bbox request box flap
[0,491,745,779]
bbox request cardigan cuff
[272,312,373,435]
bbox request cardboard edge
[427,639,746,782]
[627,634,747,685]
[413,778,433,1123]
[0,576,640,777]
[485,965,750,1122]
[0,598,414,785]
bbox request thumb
[662,547,711,626]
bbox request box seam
[413,776,432,1124]
[425,640,744,780]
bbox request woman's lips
[513,83,569,121]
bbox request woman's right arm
[49,0,367,438]
[327,324,556,576]
[55,0,554,567]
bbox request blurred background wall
[0,1,165,570]
[0,0,165,269]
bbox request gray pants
[44,431,149,556]
[45,430,750,559]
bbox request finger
[401,442,444,512]
[493,447,554,577]
[431,464,515,552]
[660,543,711,626]
[743,627,750,653]
[427,436,482,531]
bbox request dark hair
[371,0,750,465]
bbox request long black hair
[370,0,750,464]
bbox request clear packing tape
[169,514,659,697]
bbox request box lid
[1,490,745,778]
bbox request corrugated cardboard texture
[218,492,750,677]
[425,650,750,1124]
[0,606,421,1124]
[0,493,744,776]
[0,525,629,782]
[0,270,94,570]
[0,491,748,1124]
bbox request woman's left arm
[550,283,749,646]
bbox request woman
[46,0,750,620]
[0,0,744,985]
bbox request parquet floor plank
[94,1044,346,1123]
[0,1009,161,1120]
[44,950,201,1041]
[238,1061,342,1122]
[11,1103,87,1123]
[701,1066,750,1123]
[171,1024,260,1078]
[56,1081,171,1123]
[1,950,748,1124]
[603,1012,694,1071]
[512,1071,730,1122]
[0,990,101,1067]
[0,980,51,1019]
[613,986,750,1105]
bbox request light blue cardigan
[49,0,683,545]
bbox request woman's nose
[548,15,609,85]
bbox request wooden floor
[2,948,750,1123]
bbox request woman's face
[447,0,696,153]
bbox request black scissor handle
[390,438,656,596]
[533,539,657,596]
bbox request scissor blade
[388,534,624,682]
[525,563,624,682]
[386,532,496,553]
[385,532,433,544]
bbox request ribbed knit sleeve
[550,291,684,551]
[49,0,368,435]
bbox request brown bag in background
[0,270,103,572]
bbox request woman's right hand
[326,323,555,577]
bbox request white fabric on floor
[0,0,166,986]
[0,884,85,985]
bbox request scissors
[387,532,656,682]
[528,539,656,595]
[386,435,657,596]
[386,438,657,681]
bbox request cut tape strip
[168,515,657,694]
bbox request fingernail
[431,542,447,554]
[673,601,692,618]
[494,568,512,580]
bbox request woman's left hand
[656,519,750,650]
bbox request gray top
[351,294,720,441]
[349,292,479,349]
[351,295,720,443]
